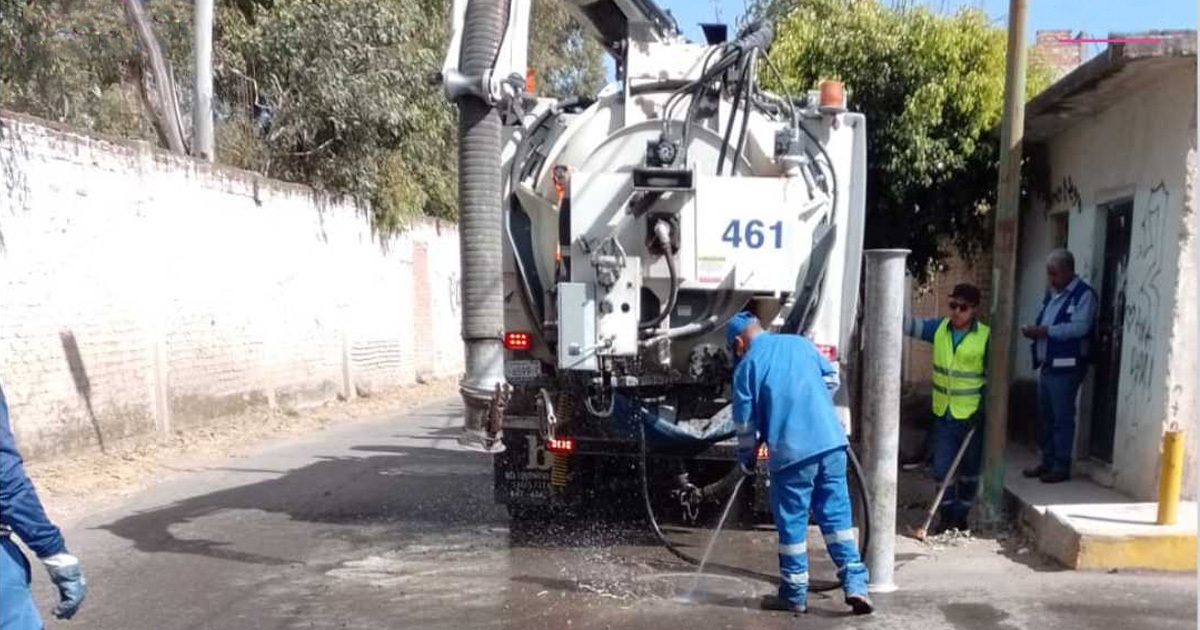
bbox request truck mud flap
[494,428,574,507]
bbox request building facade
[1013,33,1197,500]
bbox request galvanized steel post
[861,249,909,593]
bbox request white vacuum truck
[441,0,868,529]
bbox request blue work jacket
[731,333,846,472]
[0,384,67,558]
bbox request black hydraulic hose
[640,244,678,329]
[716,53,752,176]
[798,122,840,216]
[848,443,872,557]
[730,50,757,177]
[637,415,777,583]
[637,409,872,591]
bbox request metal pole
[979,0,1028,525]
[1156,429,1184,525]
[193,0,214,161]
[861,249,909,593]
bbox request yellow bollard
[1156,430,1184,525]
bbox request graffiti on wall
[448,273,461,317]
[1121,181,1169,407]
[1047,176,1083,215]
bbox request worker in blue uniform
[1,384,87,629]
[727,312,872,615]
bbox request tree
[123,0,188,155]
[1,0,194,142]
[217,0,457,232]
[528,0,606,98]
[756,0,1054,278]
[217,0,606,232]
[4,0,607,235]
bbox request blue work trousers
[769,447,868,606]
[1,536,43,630]
[1038,368,1085,474]
[931,415,982,526]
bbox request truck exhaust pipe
[447,0,510,452]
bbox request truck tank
[446,0,867,520]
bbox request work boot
[846,593,875,615]
[1039,470,1070,484]
[1022,465,1046,478]
[760,594,806,614]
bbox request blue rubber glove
[42,553,86,619]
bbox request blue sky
[659,0,1196,46]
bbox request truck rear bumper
[494,425,771,515]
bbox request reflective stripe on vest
[931,319,990,421]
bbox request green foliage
[759,0,1054,279]
[2,0,607,235]
[218,0,457,231]
[1,0,192,138]
[528,0,606,98]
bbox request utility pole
[979,0,1028,524]
[193,0,215,161]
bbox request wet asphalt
[36,400,1197,630]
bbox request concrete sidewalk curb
[1036,503,1197,571]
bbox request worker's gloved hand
[42,553,86,619]
[737,461,756,477]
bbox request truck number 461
[722,219,783,249]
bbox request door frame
[1085,196,1135,466]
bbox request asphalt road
[35,400,1197,630]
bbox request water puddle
[635,572,764,607]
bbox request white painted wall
[1014,63,1197,499]
[0,113,464,458]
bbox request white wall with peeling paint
[1015,63,1198,500]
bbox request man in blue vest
[1021,249,1097,484]
[1,383,88,629]
[904,283,989,533]
[727,312,872,616]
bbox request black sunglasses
[948,301,975,312]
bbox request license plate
[505,360,542,380]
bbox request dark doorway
[1090,200,1133,463]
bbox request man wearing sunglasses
[904,283,990,533]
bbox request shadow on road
[98,442,505,565]
[96,439,841,597]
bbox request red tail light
[815,344,838,362]
[504,331,531,350]
[757,444,769,460]
[547,437,574,454]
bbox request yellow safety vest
[931,319,990,421]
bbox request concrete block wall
[0,112,464,458]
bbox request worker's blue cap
[725,312,759,348]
